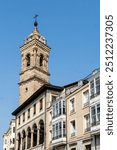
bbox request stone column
[31,130,34,148]
[37,128,40,145]
[20,136,23,150]
[31,54,34,67]
[25,132,28,149]
[24,57,27,71]
[36,53,39,67]
[15,138,18,150]
[33,48,37,66]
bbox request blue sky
[0,0,99,149]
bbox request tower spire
[34,14,38,28]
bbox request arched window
[39,120,44,144]
[40,54,44,67]
[33,124,37,147]
[27,127,31,149]
[22,130,26,150]
[26,54,30,67]
[17,133,21,150]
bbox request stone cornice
[12,84,63,115]
[20,39,51,53]
[20,66,50,76]
[18,75,48,85]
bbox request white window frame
[70,98,75,113]
[91,104,100,126]
[70,120,76,136]
[84,114,90,132]
[90,76,100,99]
[83,90,89,106]
[52,121,66,140]
[52,99,65,118]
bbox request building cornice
[12,83,63,116]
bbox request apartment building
[65,80,91,150]
[12,84,63,150]
[3,119,15,150]
[88,69,100,150]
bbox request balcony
[52,112,62,119]
[52,129,66,140]
[52,129,66,146]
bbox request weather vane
[34,14,38,27]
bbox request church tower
[19,19,50,105]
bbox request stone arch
[22,130,26,150]
[27,127,31,149]
[39,119,44,144]
[39,54,44,67]
[26,53,31,67]
[17,132,21,150]
[32,123,37,147]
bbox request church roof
[12,83,63,116]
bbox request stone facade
[65,80,91,150]
[19,27,50,105]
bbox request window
[52,96,56,101]
[52,121,66,140]
[53,100,66,118]
[40,99,43,111]
[97,104,100,123]
[91,106,96,126]
[95,135,100,149]
[71,120,76,136]
[96,77,100,95]
[70,98,75,113]
[23,112,25,122]
[40,54,44,67]
[71,148,76,150]
[56,103,59,116]
[63,121,66,136]
[59,101,61,115]
[13,127,15,133]
[85,145,91,150]
[53,104,55,118]
[63,101,65,114]
[91,104,100,126]
[90,80,94,98]
[26,54,30,67]
[84,114,90,132]
[28,108,30,119]
[13,138,15,144]
[18,116,20,125]
[90,76,100,99]
[33,104,36,115]
[83,90,89,106]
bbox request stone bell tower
[19,19,50,105]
